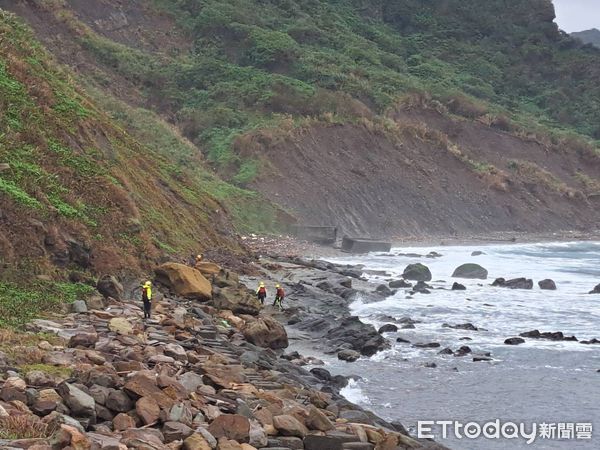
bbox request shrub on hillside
[445,94,488,119]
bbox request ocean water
[324,241,600,449]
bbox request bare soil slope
[250,112,600,238]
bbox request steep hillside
[572,29,600,48]
[1,0,600,239]
[0,10,249,287]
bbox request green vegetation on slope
[0,281,95,328]
[24,0,600,193]
[0,10,258,285]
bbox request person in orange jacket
[273,284,285,310]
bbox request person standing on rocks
[194,254,203,267]
[273,284,285,310]
[141,281,152,319]
[256,281,267,305]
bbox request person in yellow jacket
[142,281,152,319]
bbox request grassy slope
[0,10,256,323]
[13,0,599,199]
[90,0,600,156]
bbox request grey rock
[339,409,372,424]
[57,382,96,418]
[378,324,398,334]
[403,263,432,282]
[72,300,88,314]
[337,349,360,362]
[178,372,204,395]
[452,263,488,279]
[106,389,133,413]
[163,421,193,443]
[538,279,557,290]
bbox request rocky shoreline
[0,259,448,450]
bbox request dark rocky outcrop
[413,342,441,349]
[410,281,432,294]
[378,324,398,334]
[492,277,533,289]
[325,317,388,356]
[443,323,479,331]
[589,283,600,294]
[538,279,557,290]
[451,282,466,291]
[519,330,578,341]
[454,346,472,357]
[389,279,412,289]
[504,337,525,345]
[375,284,394,297]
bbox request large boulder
[212,286,262,316]
[242,316,289,349]
[96,275,124,300]
[402,263,432,281]
[194,262,222,277]
[452,263,488,279]
[155,263,212,300]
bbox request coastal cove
[269,241,600,450]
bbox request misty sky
[553,0,600,32]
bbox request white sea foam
[340,378,370,406]
[325,241,600,450]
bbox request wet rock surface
[452,263,488,279]
[492,277,534,289]
[402,263,432,282]
[519,330,578,341]
[0,257,447,450]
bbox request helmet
[260,282,265,287]
[143,281,151,287]
[275,284,280,288]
